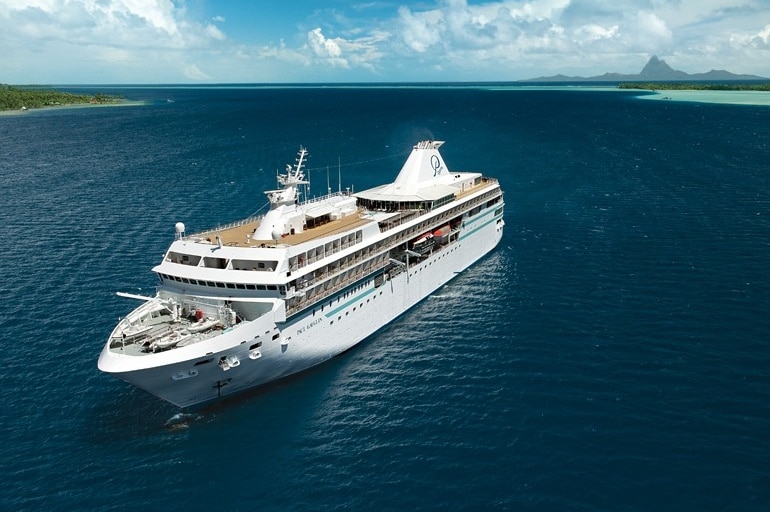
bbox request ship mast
[264,147,309,208]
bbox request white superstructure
[98,141,505,407]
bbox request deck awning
[304,204,336,218]
[355,182,458,203]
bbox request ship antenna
[338,156,341,194]
[326,165,331,196]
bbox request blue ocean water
[1,85,769,511]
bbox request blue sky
[1,0,768,84]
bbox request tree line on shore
[0,85,123,111]
[618,82,770,91]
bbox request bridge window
[167,252,202,266]
[203,256,228,269]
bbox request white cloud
[397,5,444,53]
[183,63,210,80]
[304,27,386,71]
[307,27,348,68]
[755,24,770,47]
[0,0,222,50]
[0,0,235,82]
[0,0,768,83]
[205,23,225,41]
[623,10,672,51]
[387,0,770,78]
[573,24,619,42]
[250,40,311,66]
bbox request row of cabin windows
[290,188,501,281]
[158,273,281,292]
[160,192,502,296]
[357,177,492,214]
[468,193,504,219]
[311,191,494,287]
[166,252,278,271]
[357,196,454,212]
[285,193,500,314]
[289,229,363,270]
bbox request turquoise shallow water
[1,86,769,511]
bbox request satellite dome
[271,228,282,241]
[175,222,186,234]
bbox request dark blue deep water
[1,86,769,511]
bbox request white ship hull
[99,141,505,408]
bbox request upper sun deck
[183,175,499,250]
[190,204,373,249]
[172,141,501,255]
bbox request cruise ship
[98,141,505,407]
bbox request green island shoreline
[618,82,770,91]
[0,85,127,113]
[3,82,770,114]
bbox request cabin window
[226,283,235,289]
[203,256,228,269]
[167,252,202,266]
[216,282,225,288]
[231,259,278,271]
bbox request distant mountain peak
[639,56,689,80]
[645,55,664,68]
[522,56,768,82]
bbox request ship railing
[373,177,500,234]
[285,259,388,317]
[301,190,351,207]
[290,237,373,275]
[193,214,265,240]
[387,264,406,279]
[292,249,388,293]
